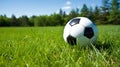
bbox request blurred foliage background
[0,0,120,27]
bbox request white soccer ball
[63,17,98,46]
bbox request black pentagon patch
[69,19,80,26]
[84,27,94,39]
[67,35,76,45]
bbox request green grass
[0,25,120,67]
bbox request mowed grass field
[0,25,120,67]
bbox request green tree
[80,4,89,17]
[63,11,67,17]
[93,6,102,24]
[50,13,64,26]
[109,0,120,24]
[69,9,79,19]
[88,6,94,20]
[10,14,19,26]
[59,9,63,16]
[29,15,36,26]
[0,15,10,26]
[76,8,79,15]
[101,0,110,14]
[101,0,110,24]
[0,15,6,26]
[18,15,30,26]
[34,15,44,26]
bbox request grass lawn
[0,25,120,67]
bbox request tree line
[0,0,120,27]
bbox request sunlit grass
[0,25,120,67]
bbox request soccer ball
[63,17,98,46]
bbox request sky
[0,0,102,17]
